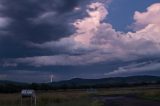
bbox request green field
[1,86,160,106]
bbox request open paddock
[0,86,160,106]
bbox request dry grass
[0,93,20,106]
[97,86,160,96]
[1,87,160,106]
[0,90,103,106]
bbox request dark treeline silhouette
[1,76,160,93]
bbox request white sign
[21,90,35,97]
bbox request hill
[1,75,160,92]
[51,76,160,88]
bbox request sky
[0,0,160,83]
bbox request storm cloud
[0,0,160,82]
[7,2,160,66]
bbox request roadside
[94,95,160,106]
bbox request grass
[0,90,104,106]
[97,86,160,101]
[0,93,20,106]
[96,86,160,96]
[1,86,160,106]
[138,90,160,101]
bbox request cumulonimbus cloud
[3,2,160,68]
[133,3,160,30]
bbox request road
[95,95,160,106]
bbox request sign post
[21,90,36,106]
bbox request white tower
[50,74,54,83]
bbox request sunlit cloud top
[0,0,160,82]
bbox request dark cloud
[0,0,88,59]
[0,0,81,42]
[0,0,160,82]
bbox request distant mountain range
[50,75,160,88]
[1,75,160,91]
[0,80,28,84]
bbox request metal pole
[31,97,32,106]
[21,97,22,106]
[35,96,37,106]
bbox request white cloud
[0,17,11,37]
[31,11,57,24]
[4,2,160,72]
[1,62,17,67]
[133,3,160,30]
[74,7,81,11]
[73,2,108,45]
[104,61,160,76]
[0,2,11,36]
[12,53,116,66]
[0,17,11,28]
